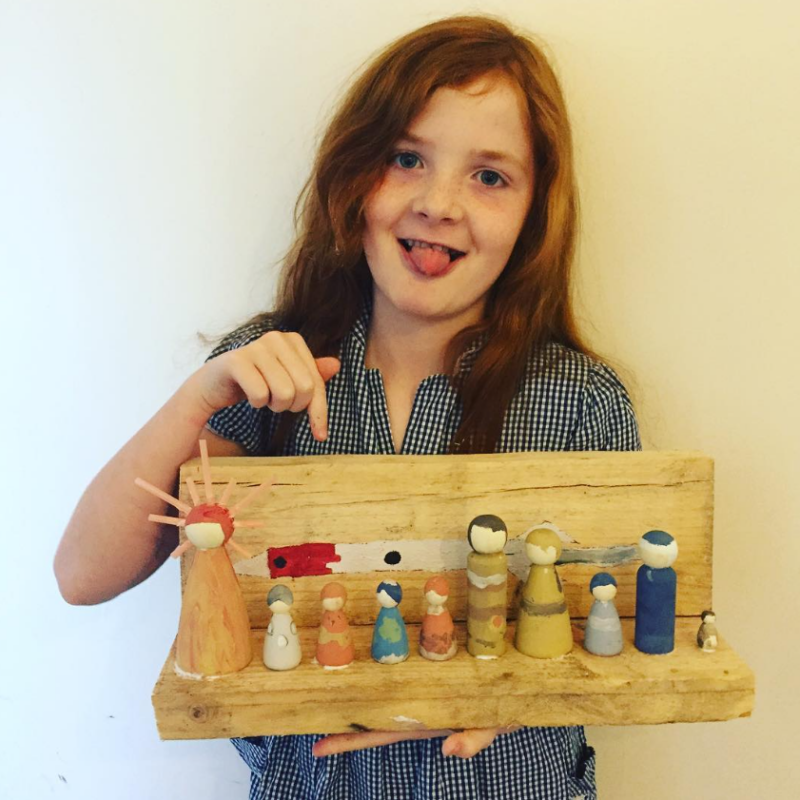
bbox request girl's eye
[393,151,421,170]
[477,169,506,188]
[391,152,507,188]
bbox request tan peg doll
[466,514,508,659]
[134,439,271,678]
[419,575,457,661]
[514,526,573,658]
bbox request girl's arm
[54,332,340,606]
[53,377,246,605]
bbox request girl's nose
[410,176,464,222]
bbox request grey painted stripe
[521,598,568,616]
[558,544,638,566]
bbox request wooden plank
[152,619,754,739]
[176,452,713,626]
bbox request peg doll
[419,575,457,661]
[697,609,719,652]
[634,530,678,654]
[466,514,508,659]
[515,526,573,658]
[371,580,409,664]
[316,582,355,668]
[135,439,270,678]
[264,585,302,671]
[583,572,623,656]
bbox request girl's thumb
[315,357,341,383]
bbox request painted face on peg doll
[591,581,617,603]
[524,528,562,565]
[184,504,235,550]
[639,531,679,569]
[467,514,508,554]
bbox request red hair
[249,14,607,452]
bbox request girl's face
[362,72,534,328]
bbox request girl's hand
[312,726,521,759]
[189,331,341,441]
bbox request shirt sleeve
[568,362,642,452]
[204,318,277,455]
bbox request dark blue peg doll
[634,530,678,654]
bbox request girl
[55,14,640,800]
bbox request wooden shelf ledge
[152,619,755,740]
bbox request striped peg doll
[466,514,509,659]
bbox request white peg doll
[264,585,302,671]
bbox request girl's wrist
[172,371,219,430]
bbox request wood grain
[176,451,713,626]
[149,451,755,738]
[152,619,754,739]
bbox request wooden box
[151,451,755,739]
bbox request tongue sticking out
[408,244,452,276]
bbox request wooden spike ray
[219,478,236,507]
[185,477,201,507]
[170,540,193,559]
[134,477,192,515]
[230,478,274,517]
[227,540,253,559]
[199,439,214,503]
[148,514,186,527]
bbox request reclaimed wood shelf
[150,451,755,739]
[153,619,753,739]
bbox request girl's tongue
[407,243,452,276]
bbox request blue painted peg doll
[584,572,623,656]
[371,580,409,664]
[634,530,678,654]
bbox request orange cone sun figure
[135,439,272,678]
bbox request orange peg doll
[316,582,355,669]
[420,575,457,661]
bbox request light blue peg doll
[371,580,409,664]
[634,530,678,654]
[584,572,623,656]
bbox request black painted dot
[384,550,401,565]
[274,556,287,569]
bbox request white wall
[2,1,797,797]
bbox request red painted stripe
[267,542,341,578]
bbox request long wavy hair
[252,14,604,453]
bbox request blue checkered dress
[207,303,641,800]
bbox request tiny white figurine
[264,585,302,671]
[583,572,623,656]
[697,609,718,652]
